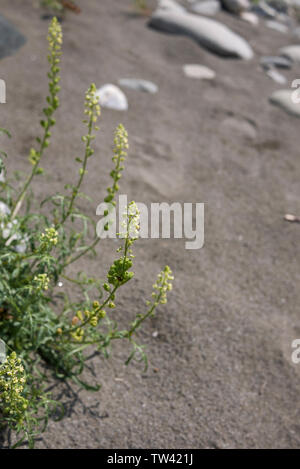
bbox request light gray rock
[0,15,26,60]
[220,117,257,139]
[260,55,293,69]
[240,11,259,25]
[149,8,254,59]
[96,84,128,111]
[276,13,293,25]
[266,68,287,84]
[158,0,186,12]
[183,64,216,79]
[266,20,288,33]
[0,339,6,364]
[118,78,158,94]
[269,89,300,117]
[0,169,5,183]
[267,0,289,13]
[280,45,300,63]
[252,1,277,18]
[290,0,300,14]
[260,55,292,68]
[221,0,250,14]
[191,0,221,16]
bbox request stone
[252,1,277,18]
[266,20,288,33]
[0,169,5,183]
[0,201,10,217]
[183,64,216,79]
[221,0,250,14]
[266,68,287,84]
[118,78,158,94]
[0,218,29,253]
[269,89,300,118]
[0,339,6,364]
[0,15,26,60]
[280,45,300,64]
[191,0,221,16]
[149,8,254,59]
[292,26,300,39]
[240,11,259,25]
[96,84,128,111]
[220,117,257,139]
[260,55,292,69]
[267,0,289,13]
[158,0,186,12]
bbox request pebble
[158,0,186,12]
[260,55,292,69]
[280,45,300,64]
[191,0,221,16]
[149,8,254,60]
[220,117,257,139]
[252,1,277,18]
[266,20,288,33]
[266,68,287,84]
[0,201,10,216]
[221,0,250,14]
[183,64,216,79]
[269,89,300,118]
[0,339,6,364]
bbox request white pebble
[96,84,128,111]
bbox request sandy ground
[0,0,300,449]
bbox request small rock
[290,0,300,16]
[0,201,10,217]
[191,0,221,16]
[292,26,300,39]
[0,15,26,60]
[284,213,300,223]
[266,20,288,33]
[260,55,292,69]
[269,89,300,118]
[266,68,287,84]
[118,78,158,94]
[0,339,6,364]
[252,1,277,18]
[149,8,254,59]
[96,84,128,111]
[221,0,250,14]
[0,217,29,253]
[267,0,289,13]
[220,117,257,139]
[183,64,216,79]
[276,12,293,25]
[240,11,259,25]
[158,0,186,12]
[280,45,300,63]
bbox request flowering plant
[0,18,173,448]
